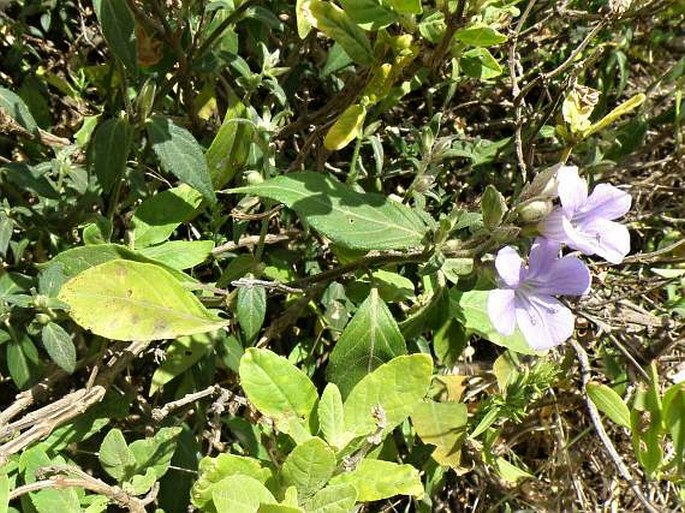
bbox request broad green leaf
[387,0,422,14]
[460,48,502,80]
[663,382,685,470]
[340,0,397,30]
[587,382,631,428]
[146,115,216,203]
[99,428,136,481]
[0,86,38,134]
[0,472,8,513]
[258,505,304,513]
[304,484,357,513]
[129,426,182,479]
[454,25,507,47]
[20,449,80,513]
[343,354,432,441]
[481,185,507,231]
[318,383,346,449]
[212,475,275,513]
[229,172,428,251]
[92,117,132,193]
[411,400,468,468]
[206,99,255,188]
[58,259,227,341]
[239,348,318,431]
[191,454,272,510]
[309,1,373,66]
[328,459,423,501]
[450,289,541,355]
[328,289,407,397]
[41,322,76,373]
[7,334,42,390]
[93,0,137,74]
[124,468,156,496]
[139,240,214,270]
[236,282,267,343]
[150,334,214,395]
[324,104,366,151]
[131,184,204,248]
[281,437,336,497]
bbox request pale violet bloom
[488,238,591,350]
[539,166,631,264]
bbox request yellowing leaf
[324,104,367,150]
[411,400,468,468]
[58,259,227,341]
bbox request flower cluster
[488,165,631,350]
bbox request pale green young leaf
[280,437,336,498]
[236,283,267,342]
[212,475,276,513]
[58,260,227,341]
[92,117,132,193]
[41,322,76,373]
[581,93,646,139]
[258,505,304,513]
[296,0,313,38]
[318,383,346,449]
[460,47,503,80]
[304,484,357,513]
[239,348,318,430]
[480,185,507,231]
[495,457,533,483]
[146,115,216,203]
[138,240,214,270]
[93,0,137,74]
[328,289,407,397]
[328,459,423,501]
[124,468,156,496]
[309,1,373,66]
[99,429,136,481]
[150,334,214,395]
[410,400,468,468]
[587,382,631,428]
[454,25,507,47]
[324,104,366,151]
[206,99,254,188]
[450,290,542,355]
[0,472,8,513]
[343,354,432,441]
[228,172,428,251]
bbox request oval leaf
[41,322,76,373]
[92,117,133,193]
[229,172,428,251]
[324,104,366,151]
[587,382,631,428]
[58,259,227,341]
[328,459,423,501]
[280,437,336,497]
[212,475,275,513]
[93,0,138,73]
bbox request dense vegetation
[1,0,684,511]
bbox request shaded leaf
[0,86,38,134]
[150,333,214,395]
[236,282,267,343]
[93,0,137,73]
[92,117,133,193]
[206,99,254,188]
[41,322,76,373]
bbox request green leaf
[296,0,313,38]
[150,334,214,395]
[93,0,137,74]
[41,322,76,373]
[236,282,267,343]
[124,468,156,496]
[587,382,631,428]
[139,240,214,270]
[20,449,80,513]
[0,473,7,513]
[206,99,255,188]
[663,383,685,470]
[280,437,336,497]
[229,172,428,251]
[309,1,373,66]
[92,117,133,193]
[481,185,507,231]
[146,115,216,203]
[454,25,507,46]
[387,0,422,14]
[340,0,398,30]
[212,475,275,513]
[99,428,136,481]
[131,184,204,248]
[581,93,646,139]
[258,505,304,513]
[460,47,503,80]
[328,289,407,397]
[318,383,346,449]
[417,11,445,44]
[0,213,13,258]
[239,348,318,432]
[191,454,272,510]
[324,104,367,151]
[304,484,357,513]
[410,400,468,468]
[494,457,533,483]
[328,459,423,501]
[450,289,541,355]
[343,354,432,441]
[129,426,182,479]
[7,334,42,390]
[58,259,227,341]
[0,86,38,134]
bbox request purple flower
[539,166,631,264]
[487,238,591,350]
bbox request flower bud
[244,170,264,185]
[516,199,554,224]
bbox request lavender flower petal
[579,183,631,221]
[515,294,575,350]
[557,166,587,218]
[527,237,561,281]
[577,218,631,264]
[534,255,592,296]
[488,288,517,336]
[495,246,523,287]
